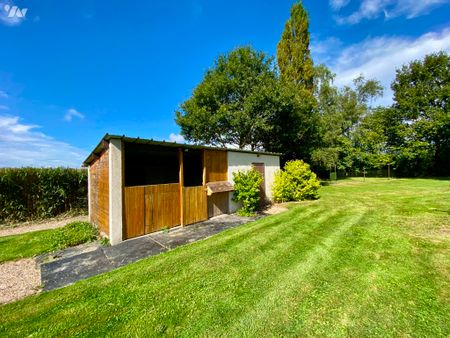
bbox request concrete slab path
[40,214,261,291]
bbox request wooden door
[144,183,180,233]
[123,186,145,240]
[124,183,181,240]
[183,186,208,225]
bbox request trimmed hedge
[0,167,88,223]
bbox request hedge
[0,167,88,223]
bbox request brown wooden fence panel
[184,186,207,225]
[124,183,181,239]
[144,183,180,233]
[124,184,207,239]
[123,186,145,240]
[204,150,228,182]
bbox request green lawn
[1,179,449,336]
[0,221,97,263]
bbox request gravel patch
[0,258,41,304]
[0,215,89,237]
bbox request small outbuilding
[83,134,281,245]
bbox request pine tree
[277,1,314,92]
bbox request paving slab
[40,214,263,291]
[41,250,114,291]
[36,242,101,265]
[149,214,258,249]
[102,236,167,268]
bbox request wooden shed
[83,134,280,245]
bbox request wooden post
[388,164,391,179]
[178,148,184,227]
[202,149,206,186]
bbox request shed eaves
[82,134,282,167]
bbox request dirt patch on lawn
[0,215,89,237]
[263,204,289,215]
[0,258,41,304]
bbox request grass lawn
[0,178,449,336]
[0,222,97,263]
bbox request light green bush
[272,160,320,202]
[232,169,263,216]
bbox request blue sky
[0,0,449,167]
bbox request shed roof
[82,134,281,167]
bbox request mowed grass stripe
[226,211,370,336]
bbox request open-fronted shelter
[83,134,280,245]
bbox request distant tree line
[176,1,449,177]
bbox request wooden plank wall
[145,183,180,233]
[204,150,228,182]
[89,149,109,235]
[184,186,207,225]
[207,192,229,218]
[123,183,180,240]
[123,186,144,240]
[204,149,229,217]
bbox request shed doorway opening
[124,142,179,187]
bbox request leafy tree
[352,107,394,170]
[259,79,318,161]
[176,46,276,150]
[389,52,450,176]
[311,65,383,173]
[176,46,319,160]
[277,1,314,92]
[268,1,319,161]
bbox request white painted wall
[227,151,280,213]
[109,139,123,245]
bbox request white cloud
[0,90,8,98]
[64,108,85,122]
[329,0,350,10]
[0,2,28,26]
[0,105,9,110]
[168,133,185,143]
[323,28,450,105]
[0,115,87,167]
[333,0,449,24]
[311,36,343,63]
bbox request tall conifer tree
[277,1,314,92]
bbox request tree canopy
[388,52,450,176]
[176,46,318,158]
[311,67,383,172]
[176,47,276,150]
[175,2,449,178]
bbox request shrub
[272,160,320,202]
[232,169,263,216]
[50,221,98,251]
[0,167,88,223]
